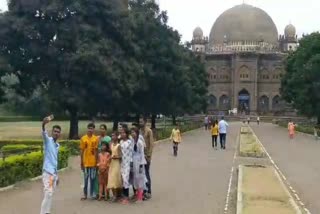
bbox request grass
[239,127,265,158]
[278,121,319,136]
[0,121,113,139]
[241,166,296,214]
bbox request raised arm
[41,117,50,143]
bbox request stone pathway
[0,123,241,214]
[251,123,320,214]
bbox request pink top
[288,122,295,135]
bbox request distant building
[191,4,298,115]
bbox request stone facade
[191,4,298,115]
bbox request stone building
[191,4,298,115]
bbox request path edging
[0,166,69,192]
[248,125,307,214]
[236,165,243,214]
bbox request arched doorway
[219,95,230,110]
[238,89,250,114]
[258,95,269,113]
[208,94,217,108]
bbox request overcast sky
[1,0,319,42]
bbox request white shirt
[218,120,229,134]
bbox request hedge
[0,139,80,155]
[0,147,69,187]
[1,144,41,157]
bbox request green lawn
[0,121,113,139]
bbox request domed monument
[191,4,298,115]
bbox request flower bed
[239,127,265,158]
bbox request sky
[0,0,319,42]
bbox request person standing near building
[139,117,154,200]
[40,116,61,214]
[80,123,99,200]
[218,116,229,150]
[211,120,219,149]
[204,115,209,130]
[288,120,296,141]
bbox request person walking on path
[314,126,319,141]
[131,128,147,202]
[107,131,122,202]
[287,120,296,141]
[120,127,134,204]
[204,115,209,130]
[257,116,260,125]
[80,123,99,200]
[247,116,251,124]
[218,117,229,150]
[211,120,219,149]
[97,141,111,201]
[40,116,61,214]
[170,124,182,157]
[139,117,154,200]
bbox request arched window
[239,65,250,81]
[208,95,217,108]
[258,95,269,112]
[272,95,283,111]
[219,95,230,110]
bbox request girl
[211,120,219,149]
[120,127,133,204]
[131,128,147,202]
[107,131,123,202]
[288,120,296,140]
[170,124,182,157]
[97,141,111,201]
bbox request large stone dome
[209,4,278,46]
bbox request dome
[285,24,296,38]
[193,27,204,39]
[209,4,278,45]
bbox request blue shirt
[42,131,60,175]
[218,120,229,134]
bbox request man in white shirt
[218,116,229,150]
[204,115,209,130]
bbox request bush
[0,139,80,155]
[0,147,69,187]
[1,144,41,156]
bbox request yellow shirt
[170,128,182,143]
[80,134,99,167]
[211,124,219,136]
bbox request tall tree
[281,32,320,124]
[128,0,207,128]
[0,0,141,138]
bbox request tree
[0,0,141,138]
[281,32,320,124]
[128,0,208,128]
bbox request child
[97,141,111,201]
[107,131,123,202]
[211,120,219,149]
[170,124,182,157]
[131,128,146,202]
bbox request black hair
[142,117,148,123]
[87,122,95,129]
[122,126,130,139]
[120,123,128,129]
[215,120,218,125]
[221,116,224,120]
[131,127,139,152]
[100,124,107,130]
[52,125,61,131]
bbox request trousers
[40,171,57,214]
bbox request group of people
[40,117,154,214]
[79,118,154,204]
[206,116,229,149]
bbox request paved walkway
[0,124,241,214]
[251,123,320,213]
